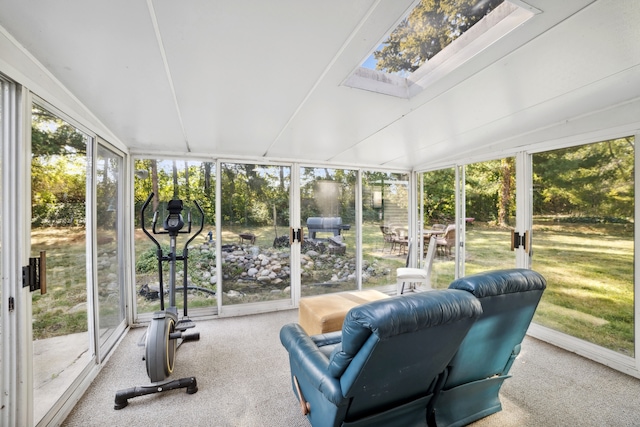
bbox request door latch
[511,230,529,253]
[290,227,303,244]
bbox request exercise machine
[114,193,204,409]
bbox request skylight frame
[343,0,540,99]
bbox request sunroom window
[344,0,538,98]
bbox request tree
[533,137,634,219]
[422,168,456,224]
[497,157,515,226]
[31,105,88,226]
[374,0,504,74]
[32,106,86,156]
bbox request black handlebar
[141,193,161,251]
[185,200,205,248]
[140,192,205,251]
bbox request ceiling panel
[0,0,189,150]
[0,0,638,169]
[152,0,383,155]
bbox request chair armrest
[311,330,343,347]
[280,323,343,404]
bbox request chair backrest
[394,227,409,239]
[444,224,456,240]
[326,290,482,421]
[379,225,393,242]
[445,268,546,388]
[423,235,437,276]
[402,235,436,273]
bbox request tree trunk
[497,158,513,226]
[151,160,159,211]
[172,160,179,198]
[184,161,190,201]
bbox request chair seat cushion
[397,267,429,280]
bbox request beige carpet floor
[63,309,640,427]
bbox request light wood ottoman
[299,289,389,335]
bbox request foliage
[31,105,88,227]
[533,137,634,219]
[221,163,290,227]
[32,202,86,227]
[135,243,216,289]
[134,159,217,226]
[421,137,633,227]
[32,106,87,156]
[374,0,504,74]
[466,158,515,226]
[422,168,456,224]
[135,244,169,273]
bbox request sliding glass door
[531,137,635,357]
[219,162,291,307]
[30,104,92,424]
[299,166,357,297]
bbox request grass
[31,227,88,339]
[530,220,634,355]
[33,219,635,356]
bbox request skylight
[344,0,538,98]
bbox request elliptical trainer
[114,193,204,409]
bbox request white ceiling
[0,0,638,170]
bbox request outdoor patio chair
[379,225,395,253]
[396,236,437,294]
[392,227,409,255]
[436,225,456,257]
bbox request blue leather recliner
[280,290,483,427]
[430,268,546,427]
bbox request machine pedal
[175,318,195,331]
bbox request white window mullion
[515,151,532,269]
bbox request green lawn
[531,221,634,355]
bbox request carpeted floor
[63,309,640,427]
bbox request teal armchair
[280,290,482,427]
[430,268,546,427]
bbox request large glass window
[134,159,216,316]
[532,137,635,357]
[220,162,291,306]
[362,172,410,290]
[300,167,357,297]
[30,104,91,424]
